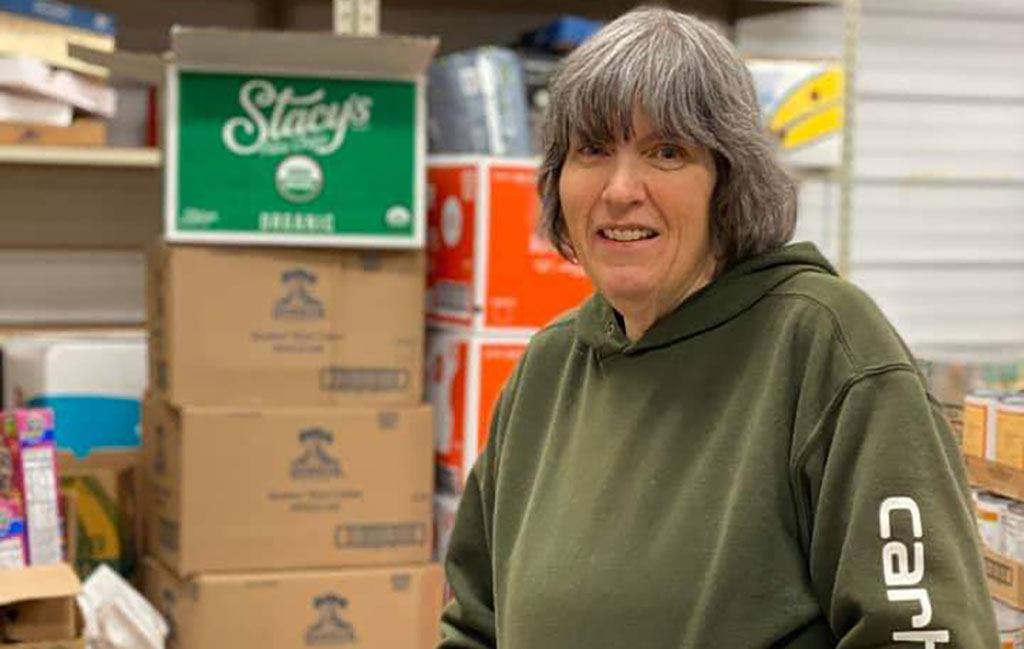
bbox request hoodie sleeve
[795,366,999,648]
[437,388,508,649]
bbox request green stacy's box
[164,28,438,248]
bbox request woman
[439,7,997,648]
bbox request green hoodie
[439,243,998,648]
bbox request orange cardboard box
[426,156,592,333]
[426,328,528,492]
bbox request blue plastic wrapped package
[427,47,532,156]
[520,15,604,53]
[1,333,146,457]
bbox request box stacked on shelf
[993,599,1024,648]
[2,332,146,579]
[131,27,444,649]
[0,0,117,146]
[425,156,593,564]
[2,408,62,568]
[427,48,532,157]
[952,359,1024,616]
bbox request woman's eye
[655,145,685,162]
[575,142,608,158]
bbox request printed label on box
[484,165,589,329]
[171,70,418,245]
[426,166,477,320]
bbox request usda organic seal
[275,155,323,204]
[386,205,412,229]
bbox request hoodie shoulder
[528,308,580,355]
[768,271,916,373]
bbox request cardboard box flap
[68,44,167,84]
[170,27,439,78]
[0,564,81,606]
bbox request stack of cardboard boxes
[424,156,593,559]
[122,28,443,648]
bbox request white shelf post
[334,0,380,36]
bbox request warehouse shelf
[382,0,838,18]
[354,0,841,17]
[796,170,1024,185]
[0,154,161,248]
[966,455,1024,502]
[0,146,161,168]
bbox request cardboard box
[0,119,107,146]
[2,333,147,457]
[148,244,424,407]
[143,557,443,649]
[426,329,528,492]
[963,393,1000,460]
[985,547,1024,610]
[142,400,434,574]
[3,410,62,566]
[426,156,592,333]
[965,455,1024,502]
[59,491,77,574]
[166,29,437,248]
[0,563,82,647]
[997,399,1024,470]
[57,451,139,579]
[76,29,436,248]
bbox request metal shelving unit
[0,146,160,167]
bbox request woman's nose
[600,155,645,207]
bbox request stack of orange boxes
[425,156,594,562]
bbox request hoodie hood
[575,242,837,357]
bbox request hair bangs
[559,38,713,153]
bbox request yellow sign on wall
[748,59,844,168]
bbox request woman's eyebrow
[571,130,611,144]
[635,131,676,146]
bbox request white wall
[738,0,1024,359]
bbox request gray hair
[539,6,797,268]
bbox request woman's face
[559,108,718,324]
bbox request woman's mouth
[598,227,658,242]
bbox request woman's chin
[596,274,657,310]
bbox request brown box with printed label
[141,399,434,575]
[143,557,443,649]
[147,243,425,407]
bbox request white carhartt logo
[879,496,950,647]
[222,79,373,157]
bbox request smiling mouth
[598,227,659,242]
